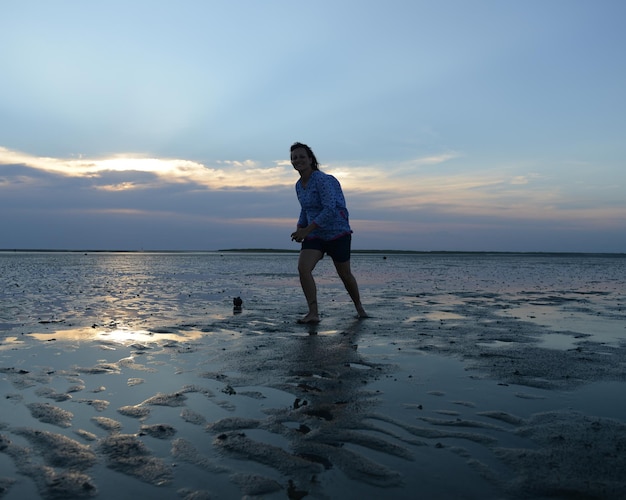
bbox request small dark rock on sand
[233,296,243,313]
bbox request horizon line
[0,248,624,256]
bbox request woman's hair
[290,142,320,171]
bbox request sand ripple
[26,402,73,428]
[99,434,173,485]
[14,428,97,470]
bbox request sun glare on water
[28,328,208,345]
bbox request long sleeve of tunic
[296,170,352,241]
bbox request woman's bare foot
[297,313,320,324]
[356,305,368,319]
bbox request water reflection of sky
[27,327,210,344]
[497,302,625,347]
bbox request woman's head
[290,142,319,171]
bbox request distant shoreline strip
[0,249,624,257]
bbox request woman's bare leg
[334,260,368,318]
[297,249,324,323]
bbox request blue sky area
[1,0,625,252]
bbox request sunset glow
[1,1,624,252]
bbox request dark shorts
[302,234,352,263]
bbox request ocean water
[1,251,626,499]
[1,251,624,336]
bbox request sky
[1,0,625,252]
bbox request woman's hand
[291,224,316,243]
[291,229,305,242]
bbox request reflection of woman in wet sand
[290,142,368,324]
[284,320,406,493]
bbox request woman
[290,142,368,323]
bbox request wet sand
[1,252,625,499]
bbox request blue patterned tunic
[296,170,352,241]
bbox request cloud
[97,182,142,192]
[412,153,461,167]
[0,147,294,190]
[510,175,531,185]
[2,145,625,234]
[0,146,469,200]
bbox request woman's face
[291,147,313,173]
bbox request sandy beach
[1,251,625,499]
